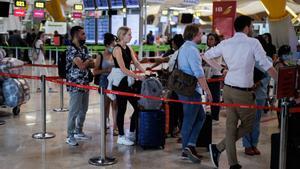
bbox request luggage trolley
[0,58,30,115]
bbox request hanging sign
[14,9,26,17]
[74,4,83,11]
[213,1,237,39]
[15,0,26,7]
[33,9,45,18]
[72,12,82,19]
[34,1,45,9]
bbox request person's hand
[136,75,145,81]
[206,93,213,103]
[146,67,152,71]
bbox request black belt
[225,84,253,91]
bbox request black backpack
[58,49,67,79]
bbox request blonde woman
[108,26,145,146]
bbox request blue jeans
[242,99,266,148]
[67,91,89,137]
[179,92,206,149]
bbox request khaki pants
[216,85,256,166]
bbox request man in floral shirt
[65,26,94,146]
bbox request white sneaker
[127,132,136,142]
[74,132,91,140]
[65,137,78,146]
[117,135,134,146]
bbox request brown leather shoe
[244,147,255,156]
[252,147,261,155]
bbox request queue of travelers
[6,14,300,169]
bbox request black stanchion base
[89,156,117,166]
[0,120,5,125]
[32,132,56,139]
[53,108,69,112]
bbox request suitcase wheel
[13,106,20,115]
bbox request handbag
[88,69,93,83]
[167,49,197,96]
[31,47,40,62]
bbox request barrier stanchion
[279,98,289,169]
[55,47,58,65]
[49,49,52,64]
[53,82,68,112]
[89,87,117,166]
[32,75,56,139]
[0,120,5,125]
[15,47,18,59]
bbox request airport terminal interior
[1,0,300,169]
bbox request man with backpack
[65,26,94,146]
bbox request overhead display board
[45,21,67,35]
[111,15,124,36]
[126,0,139,8]
[97,16,109,44]
[127,14,140,45]
[74,4,83,11]
[95,0,109,9]
[84,18,96,44]
[110,0,123,9]
[83,0,95,10]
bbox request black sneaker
[184,146,201,163]
[229,164,242,169]
[209,144,221,168]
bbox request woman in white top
[33,31,55,92]
[204,33,223,121]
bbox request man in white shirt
[204,15,277,169]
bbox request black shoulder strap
[171,48,181,72]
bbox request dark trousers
[208,75,221,121]
[169,91,183,135]
[112,77,139,136]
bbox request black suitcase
[270,133,300,169]
[138,110,165,149]
[196,114,212,150]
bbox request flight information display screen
[110,0,123,9]
[95,0,109,9]
[97,16,109,44]
[126,0,139,8]
[84,17,96,44]
[83,0,95,10]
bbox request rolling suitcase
[196,114,212,150]
[2,78,30,107]
[138,110,165,149]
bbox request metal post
[0,120,5,125]
[32,75,56,139]
[15,47,18,59]
[279,98,289,169]
[55,48,58,65]
[53,83,68,112]
[49,49,52,64]
[89,87,117,166]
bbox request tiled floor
[0,68,281,169]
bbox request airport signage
[34,1,45,9]
[14,9,26,17]
[33,9,44,18]
[74,4,83,11]
[15,0,26,7]
[72,12,82,19]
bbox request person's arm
[187,48,212,101]
[113,46,143,80]
[73,57,93,70]
[267,67,278,82]
[201,55,223,71]
[149,57,169,70]
[198,77,213,102]
[253,40,277,81]
[129,46,146,73]
[93,54,110,75]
